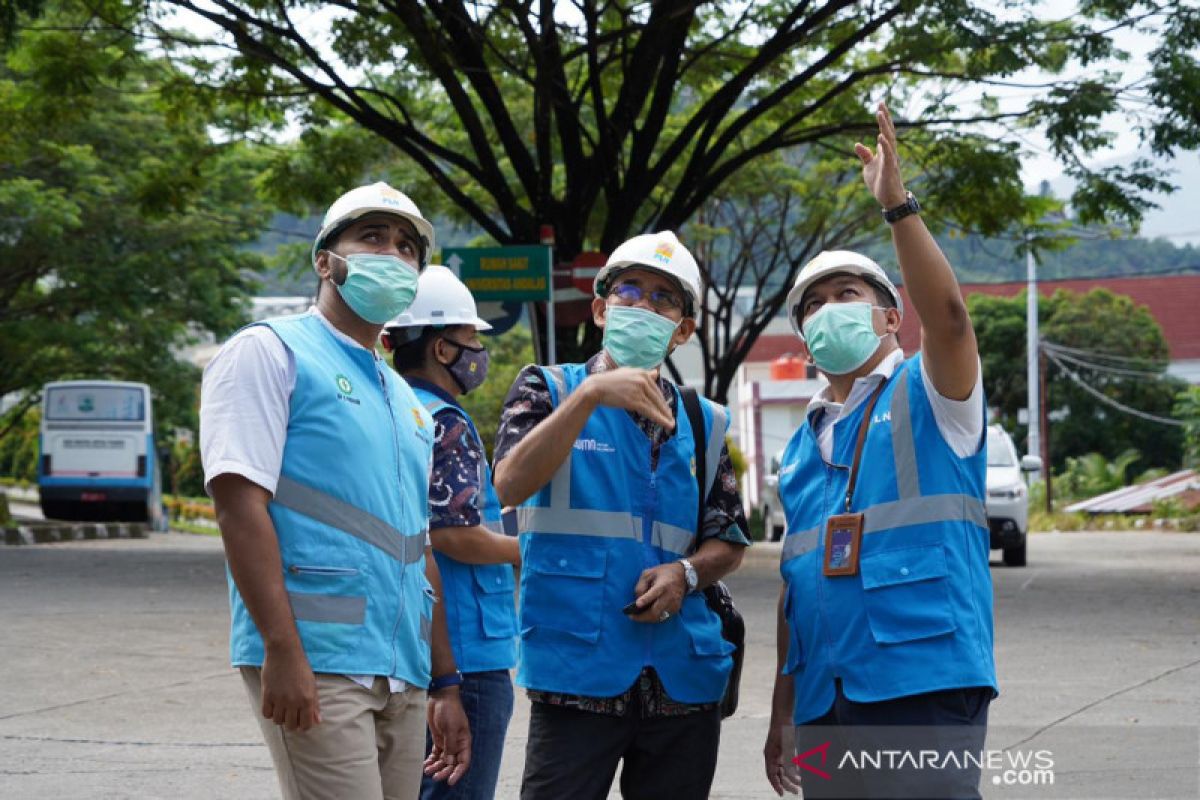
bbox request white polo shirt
[807,349,984,462]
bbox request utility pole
[1026,238,1041,482]
[1040,346,1052,513]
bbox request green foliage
[94,0,1200,372]
[0,407,39,482]
[746,508,766,543]
[1174,386,1200,468]
[169,439,206,499]
[457,326,536,459]
[1056,449,1141,502]
[0,0,269,445]
[969,288,1184,471]
[1149,496,1189,519]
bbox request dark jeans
[520,696,721,800]
[794,682,991,800]
[421,669,514,800]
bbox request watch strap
[429,671,463,692]
[882,191,920,224]
[679,558,699,592]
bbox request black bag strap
[679,386,708,541]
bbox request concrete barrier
[2,520,149,546]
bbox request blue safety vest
[778,354,996,724]
[225,313,436,686]
[515,363,735,703]
[412,386,518,674]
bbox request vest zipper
[378,365,407,678]
[642,439,657,668]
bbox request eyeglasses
[610,282,683,313]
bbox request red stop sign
[571,252,607,294]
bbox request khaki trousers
[241,667,427,800]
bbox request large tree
[8,0,1198,381]
[969,288,1185,473]
[0,0,267,438]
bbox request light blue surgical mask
[801,301,886,375]
[602,305,680,370]
[330,252,420,324]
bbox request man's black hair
[391,327,440,374]
[863,277,897,310]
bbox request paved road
[0,531,1196,799]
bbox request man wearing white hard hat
[763,105,993,800]
[492,231,749,799]
[200,182,470,800]
[382,265,520,800]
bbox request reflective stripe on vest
[287,592,366,625]
[782,493,988,562]
[274,475,426,564]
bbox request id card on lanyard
[822,381,886,578]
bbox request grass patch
[171,519,220,537]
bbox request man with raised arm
[764,105,994,799]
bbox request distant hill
[244,212,491,296]
[244,193,1200,298]
[930,233,1200,284]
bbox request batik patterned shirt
[408,378,483,530]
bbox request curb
[3,521,148,546]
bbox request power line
[1040,340,1170,369]
[1040,343,1169,379]
[1043,350,1183,427]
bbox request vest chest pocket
[521,541,608,643]
[285,564,367,656]
[860,545,957,645]
[472,564,517,638]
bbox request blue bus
[37,380,163,525]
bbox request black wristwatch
[882,191,920,224]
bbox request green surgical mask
[330,252,419,324]
[602,305,680,370]
[801,301,885,375]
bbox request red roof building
[746,273,1200,371]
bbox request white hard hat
[594,231,703,317]
[785,250,903,336]
[311,181,435,270]
[385,265,492,334]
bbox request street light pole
[1026,236,1041,482]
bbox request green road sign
[442,245,552,302]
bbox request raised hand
[854,102,908,209]
[584,366,675,430]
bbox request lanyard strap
[843,380,887,513]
